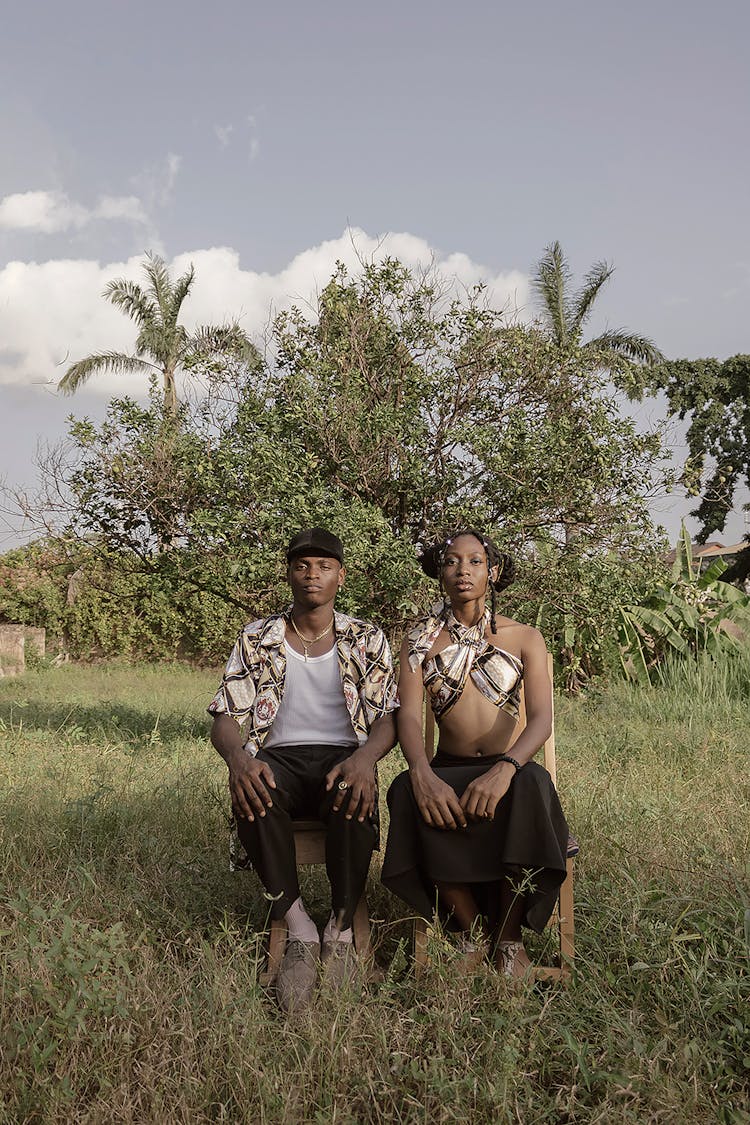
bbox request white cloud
[129,152,181,212]
[161,154,181,204]
[0,229,529,392]
[247,114,260,161]
[212,116,260,159]
[170,229,527,329]
[95,195,148,224]
[215,123,234,148]
[0,257,146,388]
[0,191,85,232]
[0,189,148,234]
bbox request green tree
[272,261,666,555]
[15,256,671,675]
[642,354,750,545]
[532,240,663,369]
[0,537,240,663]
[58,252,257,415]
[45,260,666,662]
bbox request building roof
[665,540,748,565]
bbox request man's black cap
[286,527,344,565]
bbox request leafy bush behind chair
[617,524,750,684]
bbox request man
[209,528,398,1013]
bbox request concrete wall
[0,625,46,676]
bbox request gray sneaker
[276,940,320,1014]
[321,940,359,990]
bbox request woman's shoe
[454,933,489,971]
[496,940,532,979]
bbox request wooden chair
[414,653,575,980]
[259,819,372,984]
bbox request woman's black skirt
[381,752,569,933]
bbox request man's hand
[410,765,467,830]
[325,750,376,822]
[460,763,514,822]
[227,751,277,821]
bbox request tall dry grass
[1,659,748,1123]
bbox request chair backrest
[512,651,557,785]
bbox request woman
[381,530,570,976]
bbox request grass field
[1,658,748,1123]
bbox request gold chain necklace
[289,615,334,661]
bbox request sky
[1,0,749,549]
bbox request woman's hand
[410,765,468,830]
[460,762,515,822]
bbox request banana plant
[618,524,750,683]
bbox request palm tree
[59,252,257,414]
[532,240,663,366]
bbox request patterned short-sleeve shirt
[209,608,398,866]
[208,608,399,754]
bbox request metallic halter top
[407,607,523,722]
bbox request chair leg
[351,895,371,959]
[414,917,429,974]
[558,858,575,972]
[260,918,287,985]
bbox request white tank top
[263,642,358,748]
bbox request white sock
[322,911,353,945]
[284,897,319,944]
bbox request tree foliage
[618,523,750,683]
[11,256,669,677]
[639,355,750,554]
[532,241,663,368]
[58,252,260,415]
[0,539,239,662]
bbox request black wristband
[498,754,522,773]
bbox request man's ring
[338,781,349,791]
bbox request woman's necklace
[289,615,334,661]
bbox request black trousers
[235,743,376,929]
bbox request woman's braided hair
[419,528,515,633]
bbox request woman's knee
[512,759,552,795]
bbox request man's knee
[234,795,294,853]
[318,784,367,823]
[324,805,377,854]
[323,800,376,838]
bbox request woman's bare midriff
[424,619,524,758]
[434,674,518,758]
